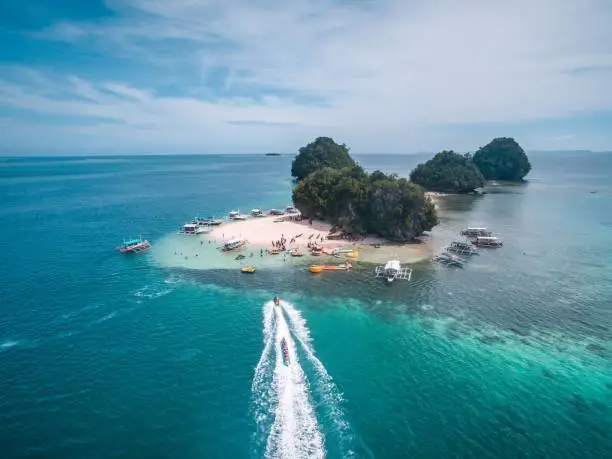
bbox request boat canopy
[183,223,197,229]
[384,259,401,271]
[123,238,143,246]
[476,236,498,241]
[225,238,244,246]
[467,227,488,231]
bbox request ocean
[1,153,611,459]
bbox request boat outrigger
[374,258,412,283]
[280,337,290,366]
[118,237,150,254]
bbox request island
[292,138,438,242]
[265,153,282,156]
[473,137,531,181]
[409,150,485,193]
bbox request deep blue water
[1,153,611,458]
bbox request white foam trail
[264,306,325,459]
[281,301,355,457]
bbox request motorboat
[179,223,208,235]
[280,338,290,366]
[308,262,352,273]
[473,236,503,248]
[273,296,280,306]
[240,266,256,273]
[222,238,247,251]
[251,209,265,217]
[118,237,150,254]
[434,252,464,267]
[374,258,412,283]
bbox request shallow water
[1,153,611,458]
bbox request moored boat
[179,223,208,235]
[308,262,352,273]
[473,236,503,248]
[280,338,290,366]
[460,227,492,238]
[240,266,256,273]
[434,252,464,267]
[374,258,412,283]
[446,240,478,256]
[118,237,150,254]
[194,216,222,226]
[251,209,265,217]
[222,238,247,251]
[290,249,304,257]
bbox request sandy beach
[204,215,436,265]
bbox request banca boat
[118,237,150,254]
[473,236,503,247]
[179,223,208,235]
[434,252,464,267]
[446,240,478,256]
[280,337,290,366]
[308,262,352,273]
[460,227,492,238]
[374,258,412,283]
[222,238,247,251]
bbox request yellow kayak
[241,266,256,273]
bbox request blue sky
[1,0,612,154]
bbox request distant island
[410,137,532,193]
[291,137,438,242]
[265,153,282,156]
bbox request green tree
[409,150,485,193]
[473,137,531,181]
[291,137,356,180]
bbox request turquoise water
[1,153,611,458]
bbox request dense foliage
[409,151,485,193]
[473,137,531,181]
[290,137,356,180]
[292,164,438,242]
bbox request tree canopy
[473,137,531,181]
[292,150,438,242]
[409,150,485,193]
[290,137,356,181]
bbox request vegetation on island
[473,137,531,181]
[265,152,281,156]
[291,139,438,242]
[291,137,356,181]
[409,150,485,193]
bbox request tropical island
[292,137,438,242]
[264,153,282,156]
[410,137,531,193]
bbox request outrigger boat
[222,238,247,251]
[460,227,492,238]
[374,258,412,283]
[289,249,304,257]
[434,252,464,267]
[446,240,478,256]
[193,216,220,227]
[118,237,150,254]
[280,337,290,366]
[250,209,265,217]
[308,262,352,273]
[179,223,208,235]
[472,236,503,248]
[240,266,256,273]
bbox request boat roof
[467,227,488,230]
[384,259,401,271]
[251,209,262,212]
[477,236,498,240]
[183,223,197,228]
[225,238,244,245]
[123,238,143,245]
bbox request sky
[1,0,612,155]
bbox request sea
[0,152,611,459]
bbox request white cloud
[4,0,612,153]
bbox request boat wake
[251,300,355,458]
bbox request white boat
[251,209,265,217]
[179,223,208,235]
[473,236,503,248]
[286,205,298,213]
[229,210,247,220]
[374,258,412,283]
[222,238,247,251]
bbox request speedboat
[273,296,280,306]
[280,337,290,366]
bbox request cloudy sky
[1,0,611,154]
